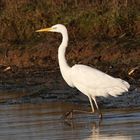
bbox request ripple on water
[0,102,140,140]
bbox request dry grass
[0,0,139,45]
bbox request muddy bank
[0,37,139,108]
[0,66,139,109]
[0,38,139,70]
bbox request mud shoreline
[0,66,139,109]
[0,37,139,108]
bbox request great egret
[36,24,130,119]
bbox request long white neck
[58,28,73,87]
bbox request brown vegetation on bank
[0,0,139,86]
[0,0,139,107]
[0,0,139,43]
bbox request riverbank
[0,64,139,109]
[0,0,139,108]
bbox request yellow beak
[35,27,52,32]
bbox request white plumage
[71,64,129,97]
[36,24,130,118]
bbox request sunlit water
[0,101,140,140]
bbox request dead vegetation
[0,0,139,44]
[0,0,139,86]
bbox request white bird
[36,24,130,119]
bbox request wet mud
[0,67,139,109]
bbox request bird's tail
[122,80,130,89]
[108,79,130,97]
[117,78,130,90]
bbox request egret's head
[36,24,66,34]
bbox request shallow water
[0,101,140,140]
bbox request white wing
[70,64,130,97]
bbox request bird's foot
[61,110,73,120]
[61,109,103,120]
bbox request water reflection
[83,124,132,140]
[0,102,139,140]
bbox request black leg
[62,97,103,120]
[62,109,98,120]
